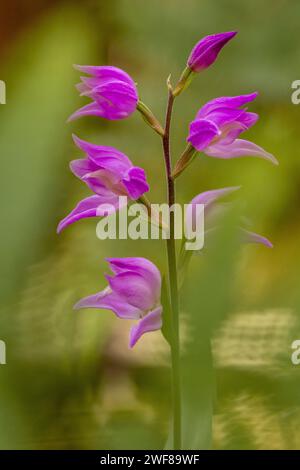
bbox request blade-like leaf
[179,206,241,449]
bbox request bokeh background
[1,0,300,449]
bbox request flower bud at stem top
[172,143,198,179]
[137,101,165,136]
[173,67,194,97]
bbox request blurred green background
[1,0,300,449]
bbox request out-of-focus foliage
[1,0,300,449]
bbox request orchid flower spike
[68,65,138,121]
[74,257,163,348]
[57,135,149,233]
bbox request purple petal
[69,96,136,121]
[106,271,157,311]
[205,139,278,165]
[74,65,136,88]
[71,160,132,198]
[81,169,122,196]
[72,135,132,170]
[74,288,141,319]
[86,80,138,119]
[201,107,246,128]
[239,111,259,129]
[90,157,131,178]
[106,257,161,301]
[186,186,240,231]
[129,306,163,348]
[219,113,259,145]
[240,229,273,248]
[73,134,119,158]
[187,31,237,72]
[187,119,220,151]
[87,80,137,103]
[76,76,101,94]
[189,186,240,207]
[69,158,98,179]
[217,121,248,145]
[95,195,128,216]
[57,195,120,233]
[76,81,90,95]
[198,92,258,118]
[122,167,149,200]
[68,102,109,122]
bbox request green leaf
[179,206,241,449]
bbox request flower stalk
[173,66,194,97]
[137,100,165,137]
[172,144,198,179]
[162,88,182,450]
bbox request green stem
[162,89,182,449]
